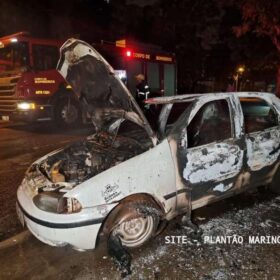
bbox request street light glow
[237,66,245,73]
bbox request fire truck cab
[0,32,176,127]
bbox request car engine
[41,132,148,185]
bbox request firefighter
[135,74,150,112]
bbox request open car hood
[57,39,157,145]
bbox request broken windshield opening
[159,102,192,137]
[0,42,29,73]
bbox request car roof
[145,92,277,105]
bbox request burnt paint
[165,93,280,216]
[57,39,157,144]
[170,100,237,213]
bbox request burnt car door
[170,96,245,210]
[239,95,280,184]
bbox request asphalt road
[0,120,94,241]
[0,120,280,279]
[0,189,279,280]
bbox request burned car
[16,39,280,251]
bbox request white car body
[17,139,175,250]
[17,39,280,250]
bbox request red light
[126,50,132,57]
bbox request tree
[232,0,280,95]
[144,0,226,92]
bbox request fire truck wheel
[54,97,81,127]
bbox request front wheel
[113,215,157,248]
[109,201,161,249]
[54,97,81,128]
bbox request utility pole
[235,66,245,92]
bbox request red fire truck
[0,32,176,126]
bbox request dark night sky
[126,0,159,6]
[0,0,278,91]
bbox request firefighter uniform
[135,74,150,111]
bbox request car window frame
[168,96,235,150]
[159,102,192,137]
[238,96,280,135]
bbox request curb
[0,230,30,250]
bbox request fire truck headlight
[17,102,36,110]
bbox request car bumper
[16,183,115,250]
[10,105,53,122]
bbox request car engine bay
[38,132,151,185]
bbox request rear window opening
[239,98,279,134]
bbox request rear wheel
[54,97,81,128]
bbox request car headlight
[33,192,82,214]
[57,197,82,213]
[17,102,36,110]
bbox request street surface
[0,120,94,241]
[0,120,279,279]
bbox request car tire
[110,201,161,249]
[54,96,81,128]
[269,165,280,194]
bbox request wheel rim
[113,216,155,248]
[61,103,78,124]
